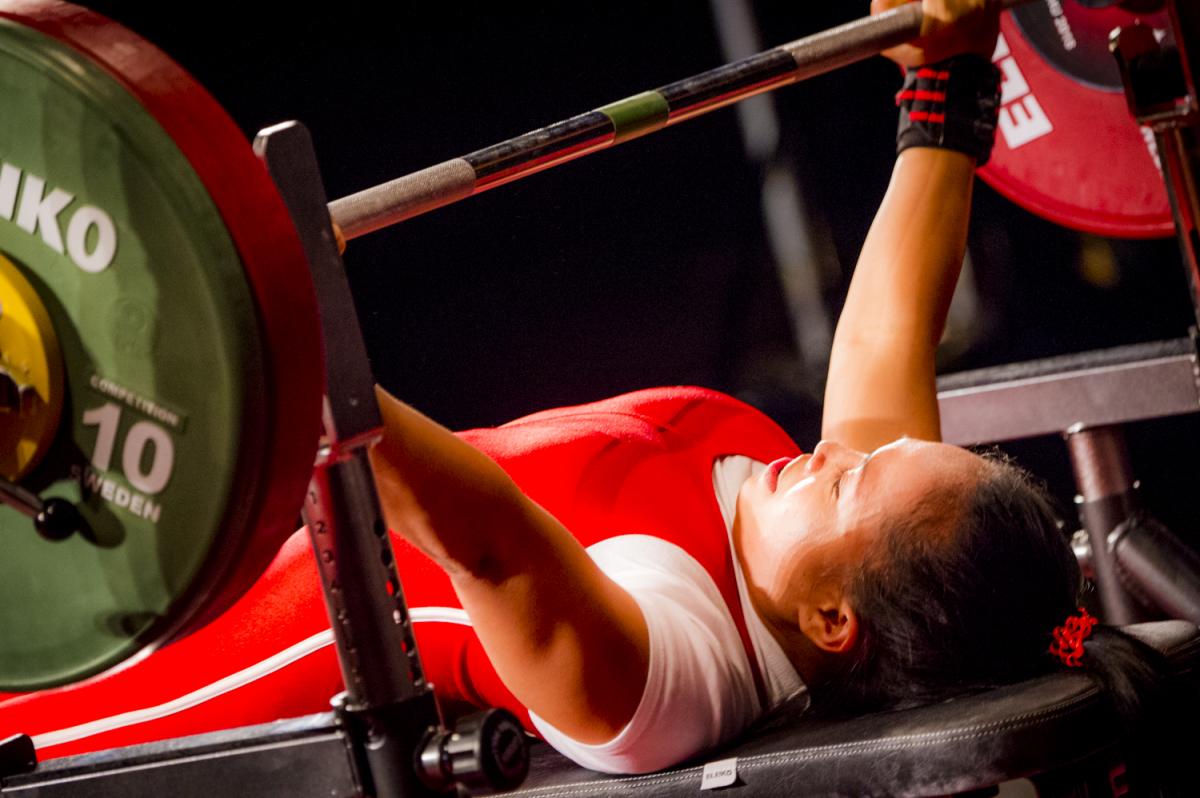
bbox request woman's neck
[732,512,833,687]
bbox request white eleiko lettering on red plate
[992,33,1054,150]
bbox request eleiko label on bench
[701,757,738,790]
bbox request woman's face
[735,438,985,624]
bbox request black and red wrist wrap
[896,53,1002,166]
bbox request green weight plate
[0,3,323,689]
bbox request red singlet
[0,387,797,760]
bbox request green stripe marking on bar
[597,91,670,144]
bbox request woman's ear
[797,595,859,655]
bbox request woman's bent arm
[369,386,649,744]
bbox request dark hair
[809,455,1178,790]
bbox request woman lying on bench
[0,0,1166,784]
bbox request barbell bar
[329,0,1033,240]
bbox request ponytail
[1078,625,1187,795]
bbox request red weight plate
[0,2,323,661]
[979,6,1174,238]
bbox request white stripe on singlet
[32,606,472,750]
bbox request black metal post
[1064,425,1141,625]
[255,122,446,798]
[1111,0,1200,330]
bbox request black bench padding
[504,620,1199,797]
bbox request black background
[84,2,1199,551]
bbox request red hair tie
[1049,607,1099,668]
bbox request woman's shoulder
[469,386,798,452]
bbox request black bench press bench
[2,620,1194,797]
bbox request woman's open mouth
[763,457,791,493]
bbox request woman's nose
[808,440,865,472]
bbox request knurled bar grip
[328,0,1029,240]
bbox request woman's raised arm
[821,0,999,452]
[820,147,976,449]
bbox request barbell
[0,0,1174,690]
